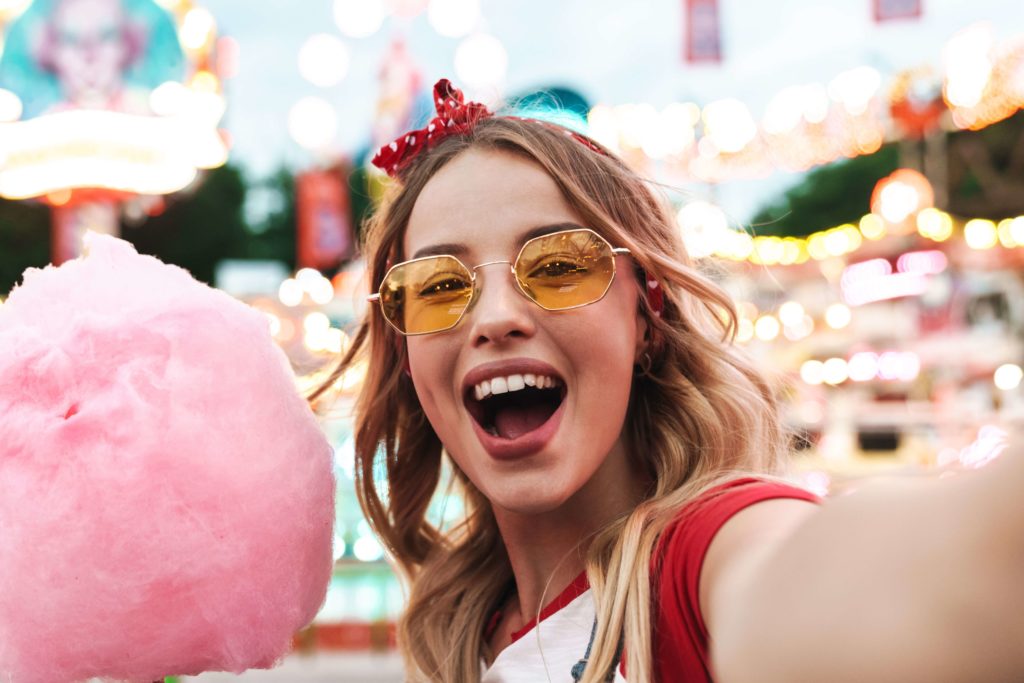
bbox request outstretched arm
[706,448,1024,682]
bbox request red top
[491,477,819,681]
[649,477,819,681]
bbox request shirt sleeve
[651,477,820,681]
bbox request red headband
[371,78,606,177]
[371,79,489,177]
[371,78,664,318]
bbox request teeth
[471,373,561,400]
[476,380,491,400]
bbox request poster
[684,0,722,64]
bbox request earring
[634,351,653,378]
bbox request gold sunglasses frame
[367,228,631,336]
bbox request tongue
[493,404,553,440]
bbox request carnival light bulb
[427,0,480,37]
[298,34,350,88]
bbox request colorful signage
[0,0,228,200]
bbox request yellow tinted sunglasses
[368,228,631,336]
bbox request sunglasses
[368,228,631,335]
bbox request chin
[481,471,578,517]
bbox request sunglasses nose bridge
[466,258,534,309]
[470,259,514,273]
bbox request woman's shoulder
[648,476,820,680]
[662,476,819,539]
[655,475,820,588]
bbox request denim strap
[570,617,624,682]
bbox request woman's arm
[705,449,1024,683]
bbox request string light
[713,209,1024,266]
[825,304,851,329]
[964,219,998,250]
[454,33,508,90]
[298,34,350,88]
[994,364,1023,391]
[584,31,1024,183]
[288,97,338,151]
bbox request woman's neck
[490,438,647,633]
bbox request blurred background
[1,0,1022,679]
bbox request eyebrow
[411,222,586,260]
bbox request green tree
[244,167,297,270]
[0,197,49,294]
[126,164,250,284]
[750,144,899,237]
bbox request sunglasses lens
[378,256,473,334]
[516,230,617,310]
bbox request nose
[465,262,536,347]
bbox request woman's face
[403,148,644,516]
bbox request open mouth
[464,374,566,441]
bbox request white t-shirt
[481,587,627,683]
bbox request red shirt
[650,478,819,681]
[489,478,819,681]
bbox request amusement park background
[1,0,1023,680]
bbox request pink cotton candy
[0,235,335,683]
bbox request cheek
[406,340,460,437]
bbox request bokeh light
[428,0,480,37]
[847,352,878,382]
[828,66,881,115]
[778,301,805,328]
[279,278,304,307]
[454,33,508,89]
[964,218,998,250]
[0,88,23,122]
[800,360,825,385]
[333,0,386,38]
[994,364,1023,391]
[702,99,757,153]
[943,24,993,109]
[288,97,339,151]
[754,315,781,341]
[299,34,351,88]
[859,213,886,240]
[677,201,728,259]
[916,208,954,241]
[822,357,849,385]
[180,7,216,52]
[825,303,852,329]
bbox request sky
[202,0,1023,221]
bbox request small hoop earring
[635,351,653,378]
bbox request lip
[461,357,567,461]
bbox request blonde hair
[311,116,788,682]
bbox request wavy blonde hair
[311,116,788,682]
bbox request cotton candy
[0,235,335,683]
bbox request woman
[312,80,1024,682]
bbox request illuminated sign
[0,0,227,199]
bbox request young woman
[312,79,1024,682]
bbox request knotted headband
[371,79,490,177]
[371,78,664,318]
[372,78,607,177]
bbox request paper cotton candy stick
[0,235,335,683]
